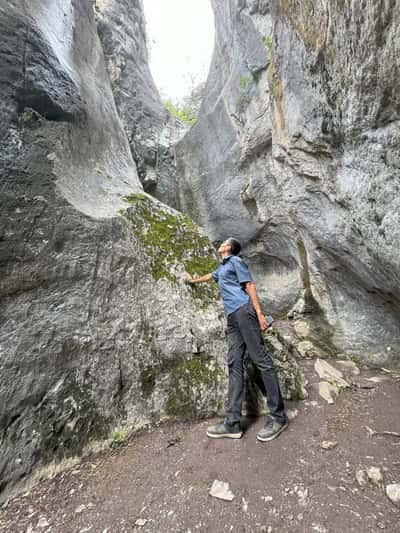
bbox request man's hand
[257,313,270,332]
[245,282,270,332]
[186,272,195,284]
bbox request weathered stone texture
[0,0,226,498]
[95,0,185,206]
[175,0,400,365]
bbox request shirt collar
[222,255,233,265]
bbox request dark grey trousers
[225,302,285,425]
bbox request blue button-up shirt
[212,255,253,316]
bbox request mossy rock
[165,357,225,419]
[121,194,220,307]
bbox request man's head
[218,238,241,257]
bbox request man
[186,238,287,442]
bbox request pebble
[366,376,387,383]
[75,504,86,514]
[356,469,368,487]
[242,497,248,512]
[286,409,298,420]
[366,466,383,485]
[209,480,235,501]
[320,440,338,450]
[314,359,350,388]
[37,516,49,529]
[318,381,337,404]
[385,483,400,505]
[294,486,309,506]
[135,518,147,526]
[356,466,383,487]
[261,496,273,502]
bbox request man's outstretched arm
[245,281,270,332]
[186,272,213,284]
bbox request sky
[142,0,215,102]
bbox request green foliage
[163,80,205,126]
[263,34,273,50]
[165,99,197,126]
[111,428,128,447]
[237,74,254,112]
[238,75,252,93]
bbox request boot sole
[256,422,288,442]
[206,431,243,439]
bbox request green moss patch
[165,357,225,418]
[121,195,220,306]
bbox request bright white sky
[143,0,215,102]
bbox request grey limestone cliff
[95,0,185,206]
[175,0,400,365]
[0,0,306,499]
[0,0,227,498]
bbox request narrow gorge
[0,0,399,502]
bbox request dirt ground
[1,360,399,533]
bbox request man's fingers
[259,319,268,331]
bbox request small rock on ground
[386,483,400,505]
[209,480,235,501]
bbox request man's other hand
[258,314,270,332]
[186,272,194,284]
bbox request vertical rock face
[0,0,227,497]
[176,0,400,364]
[95,0,184,206]
[270,0,400,362]
[3,0,397,500]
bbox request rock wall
[0,0,227,498]
[95,0,185,206]
[0,0,306,500]
[175,0,400,365]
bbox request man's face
[218,240,231,256]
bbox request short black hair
[226,238,241,255]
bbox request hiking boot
[256,416,288,442]
[206,420,243,439]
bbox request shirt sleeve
[232,256,253,284]
[211,267,219,282]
